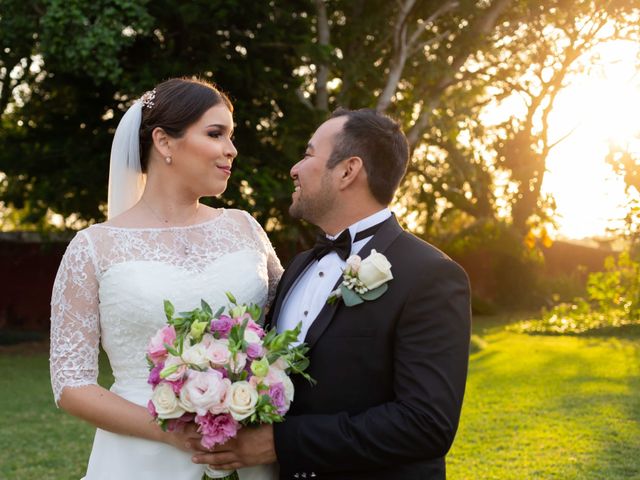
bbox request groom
[193,108,471,479]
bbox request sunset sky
[542,40,640,239]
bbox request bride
[49,78,282,479]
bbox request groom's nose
[290,161,300,179]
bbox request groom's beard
[289,172,337,225]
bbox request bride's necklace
[140,197,200,255]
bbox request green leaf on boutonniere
[341,284,364,306]
[360,283,388,301]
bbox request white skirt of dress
[82,381,277,480]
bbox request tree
[2,0,640,254]
[487,0,640,234]
[0,0,316,246]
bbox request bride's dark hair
[138,77,233,172]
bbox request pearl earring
[165,156,172,165]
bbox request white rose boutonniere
[328,249,393,307]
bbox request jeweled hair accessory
[140,88,156,109]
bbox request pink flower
[166,413,196,432]
[211,316,234,337]
[196,412,239,449]
[161,355,187,382]
[265,364,295,403]
[167,378,186,395]
[207,339,231,367]
[269,382,288,415]
[147,325,176,364]
[148,361,164,387]
[147,399,157,418]
[245,317,265,339]
[246,343,263,359]
[179,369,230,416]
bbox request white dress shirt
[277,208,392,343]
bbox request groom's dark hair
[138,77,233,172]
[326,108,409,205]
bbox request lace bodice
[50,209,283,404]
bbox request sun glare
[543,40,640,239]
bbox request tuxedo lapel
[269,249,316,330]
[303,215,404,349]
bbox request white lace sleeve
[49,230,100,405]
[240,211,283,306]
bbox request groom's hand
[191,424,277,470]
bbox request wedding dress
[50,209,282,480]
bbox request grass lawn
[1,316,639,479]
[0,344,113,479]
[448,315,640,479]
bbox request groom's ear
[337,156,365,190]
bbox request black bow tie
[311,221,385,261]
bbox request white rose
[151,383,185,419]
[358,249,393,290]
[244,329,261,344]
[280,373,295,403]
[181,343,210,369]
[227,381,259,421]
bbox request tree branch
[406,0,512,149]
[314,0,330,111]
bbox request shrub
[515,252,640,334]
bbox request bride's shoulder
[222,208,259,226]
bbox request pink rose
[211,316,234,337]
[147,325,176,364]
[269,382,288,415]
[245,317,265,339]
[246,342,263,359]
[196,412,239,449]
[179,369,230,416]
[207,339,231,367]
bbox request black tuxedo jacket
[269,216,471,479]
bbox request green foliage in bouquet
[154,292,314,386]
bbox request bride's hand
[163,422,203,453]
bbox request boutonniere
[327,249,393,306]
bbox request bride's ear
[151,127,171,158]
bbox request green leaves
[338,283,388,306]
[340,284,364,306]
[360,283,388,301]
[40,0,154,84]
[264,322,302,353]
[163,300,175,322]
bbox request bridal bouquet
[146,293,312,480]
